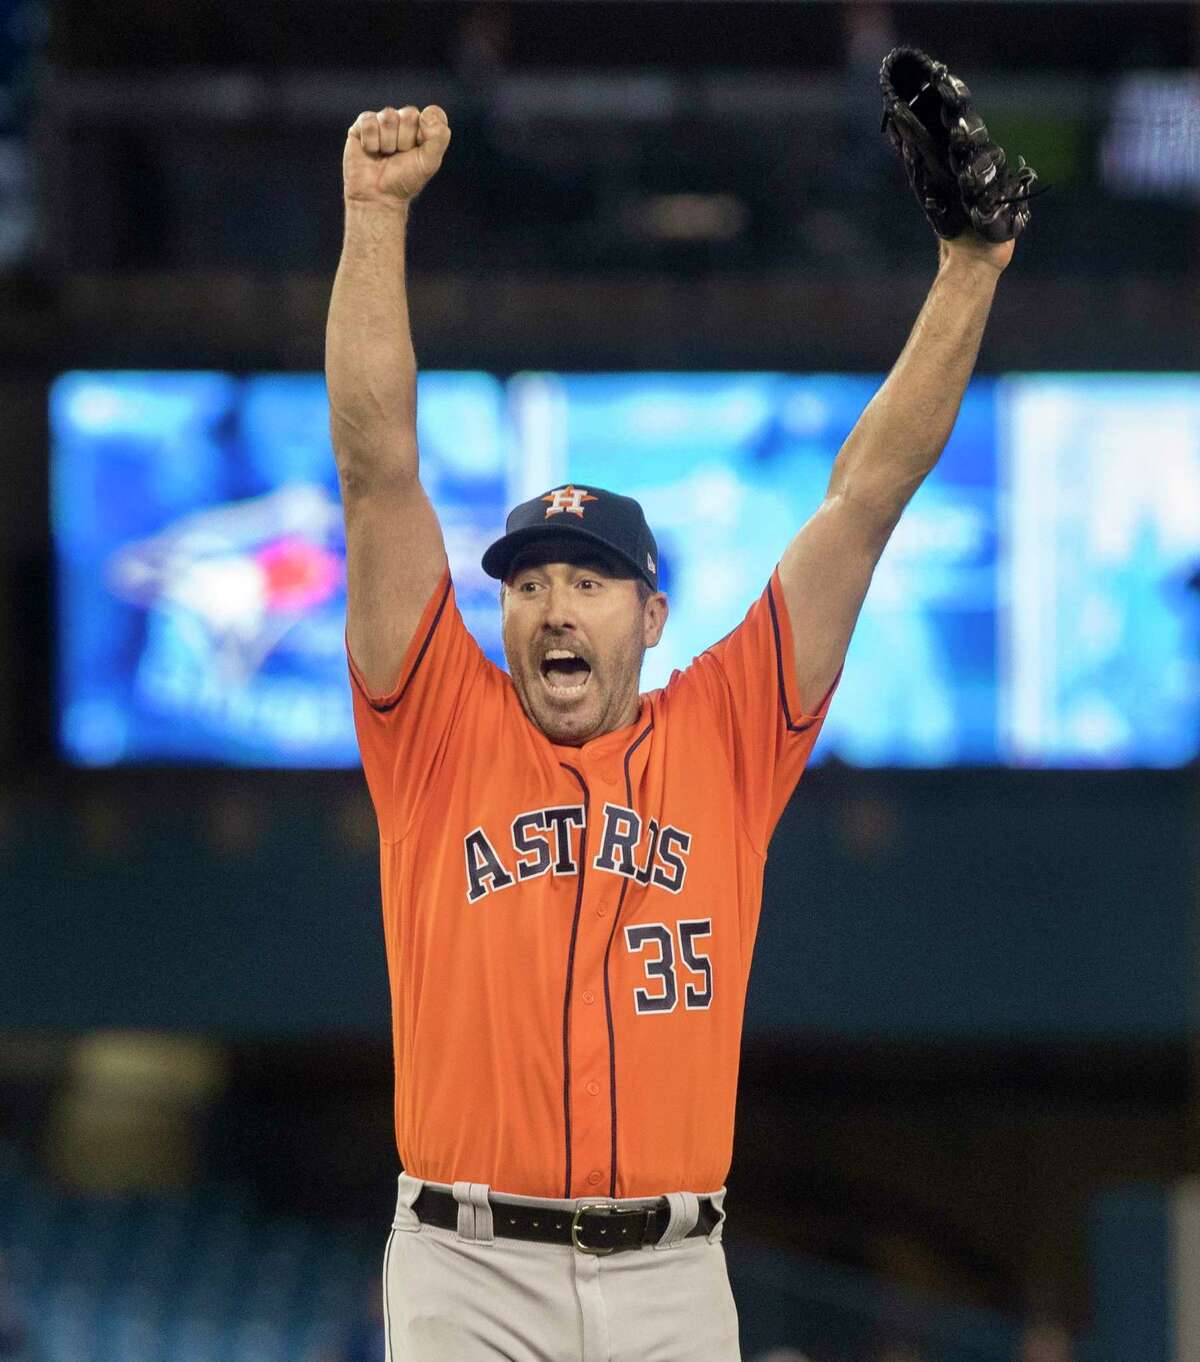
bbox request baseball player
[325,53,1036,1362]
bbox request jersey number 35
[624,919,713,1014]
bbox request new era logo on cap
[542,485,597,519]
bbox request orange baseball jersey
[349,566,833,1201]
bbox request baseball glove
[879,46,1039,243]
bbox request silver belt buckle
[571,1201,616,1255]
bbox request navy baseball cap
[481,484,659,592]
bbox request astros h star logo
[542,485,598,519]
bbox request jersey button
[582,989,596,1005]
[586,1080,600,1096]
[595,905,608,918]
[601,768,619,786]
[587,1170,604,1187]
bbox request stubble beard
[506,640,644,746]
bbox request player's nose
[541,581,578,630]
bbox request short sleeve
[347,571,488,842]
[667,567,837,853]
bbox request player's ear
[642,592,668,649]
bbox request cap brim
[481,522,649,586]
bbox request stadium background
[1,1,1198,1359]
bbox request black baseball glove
[880,46,1039,243]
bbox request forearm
[829,244,1002,535]
[325,199,418,482]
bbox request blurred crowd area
[0,1,1197,289]
[0,0,1190,378]
[0,1140,1078,1362]
[0,1027,1187,1362]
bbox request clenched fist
[343,105,451,206]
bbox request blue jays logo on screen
[108,486,343,680]
[50,370,506,767]
[99,480,352,764]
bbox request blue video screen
[1001,375,1200,767]
[50,370,1200,768]
[511,372,999,765]
[51,371,505,766]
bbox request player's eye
[577,578,599,590]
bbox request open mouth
[540,649,592,694]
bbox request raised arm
[778,46,1040,714]
[778,232,1012,713]
[327,104,452,696]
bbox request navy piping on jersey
[766,581,819,736]
[558,763,589,1199]
[365,575,453,714]
[603,720,654,1197]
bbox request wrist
[938,255,1004,289]
[344,196,411,223]
[937,235,1013,283]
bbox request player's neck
[546,693,643,748]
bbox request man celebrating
[326,55,1034,1362]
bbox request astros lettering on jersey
[349,501,834,1202]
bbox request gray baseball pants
[382,1172,742,1362]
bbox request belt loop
[706,1188,728,1243]
[393,1172,423,1231]
[451,1180,495,1244]
[451,1181,475,1240]
[653,1191,699,1250]
[468,1182,494,1243]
